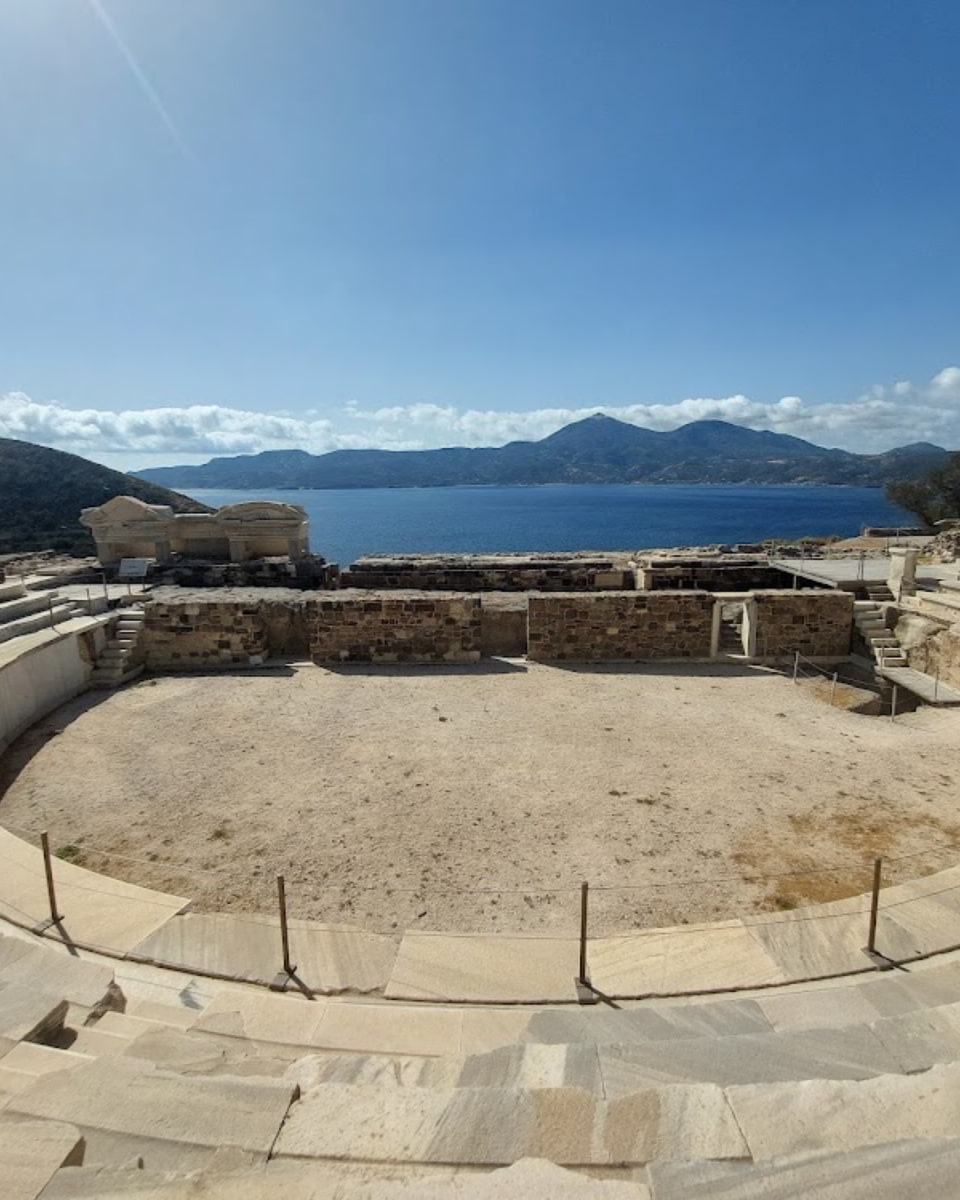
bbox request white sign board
[118,557,150,580]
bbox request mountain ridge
[133,416,952,491]
[0,437,211,555]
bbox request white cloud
[2,367,959,473]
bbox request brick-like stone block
[141,601,269,670]
[527,592,714,661]
[752,589,853,659]
[309,592,482,663]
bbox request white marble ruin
[887,546,919,599]
[80,495,310,565]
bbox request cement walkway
[3,826,960,1002]
[0,828,189,953]
[880,665,960,705]
[773,557,954,590]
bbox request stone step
[0,591,59,624]
[0,985,68,1049]
[0,1042,93,1099]
[646,1137,960,1199]
[545,1024,904,1094]
[40,1156,649,1200]
[94,1012,168,1040]
[7,1054,299,1172]
[0,1117,85,1200]
[125,999,206,1030]
[726,1060,960,1161]
[0,937,117,1021]
[89,665,144,690]
[0,603,81,644]
[522,997,774,1045]
[67,1027,135,1058]
[22,573,63,593]
[274,1079,746,1166]
[98,647,134,663]
[0,579,27,603]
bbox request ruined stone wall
[340,554,631,592]
[751,590,852,659]
[141,600,270,669]
[151,556,336,591]
[640,563,797,591]
[527,592,714,661]
[310,592,482,663]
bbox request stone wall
[151,556,337,590]
[527,592,714,662]
[310,592,482,663]
[136,586,855,670]
[142,599,270,670]
[636,557,797,592]
[751,589,852,659]
[340,554,632,592]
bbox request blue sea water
[185,484,914,568]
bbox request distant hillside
[0,438,210,555]
[135,415,951,491]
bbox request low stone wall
[751,589,852,659]
[310,592,482,663]
[636,556,794,592]
[142,600,270,670]
[151,556,337,590]
[527,592,714,661]
[135,586,856,669]
[341,554,632,592]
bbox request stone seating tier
[2,924,960,1195]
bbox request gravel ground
[2,662,959,936]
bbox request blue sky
[1,0,958,470]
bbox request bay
[184,484,914,568]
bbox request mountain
[0,438,211,555]
[133,415,952,492]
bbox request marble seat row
[4,925,960,1195]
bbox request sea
[184,484,915,568]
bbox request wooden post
[40,832,62,926]
[830,672,838,706]
[935,669,940,702]
[277,874,295,977]
[792,650,800,683]
[866,857,882,956]
[47,596,56,629]
[578,881,589,985]
[890,685,898,721]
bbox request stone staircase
[89,608,146,690]
[2,921,960,1196]
[853,599,908,669]
[0,577,85,646]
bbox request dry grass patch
[737,802,960,912]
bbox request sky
[0,0,958,472]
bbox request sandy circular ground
[2,662,959,936]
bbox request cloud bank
[2,368,959,472]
